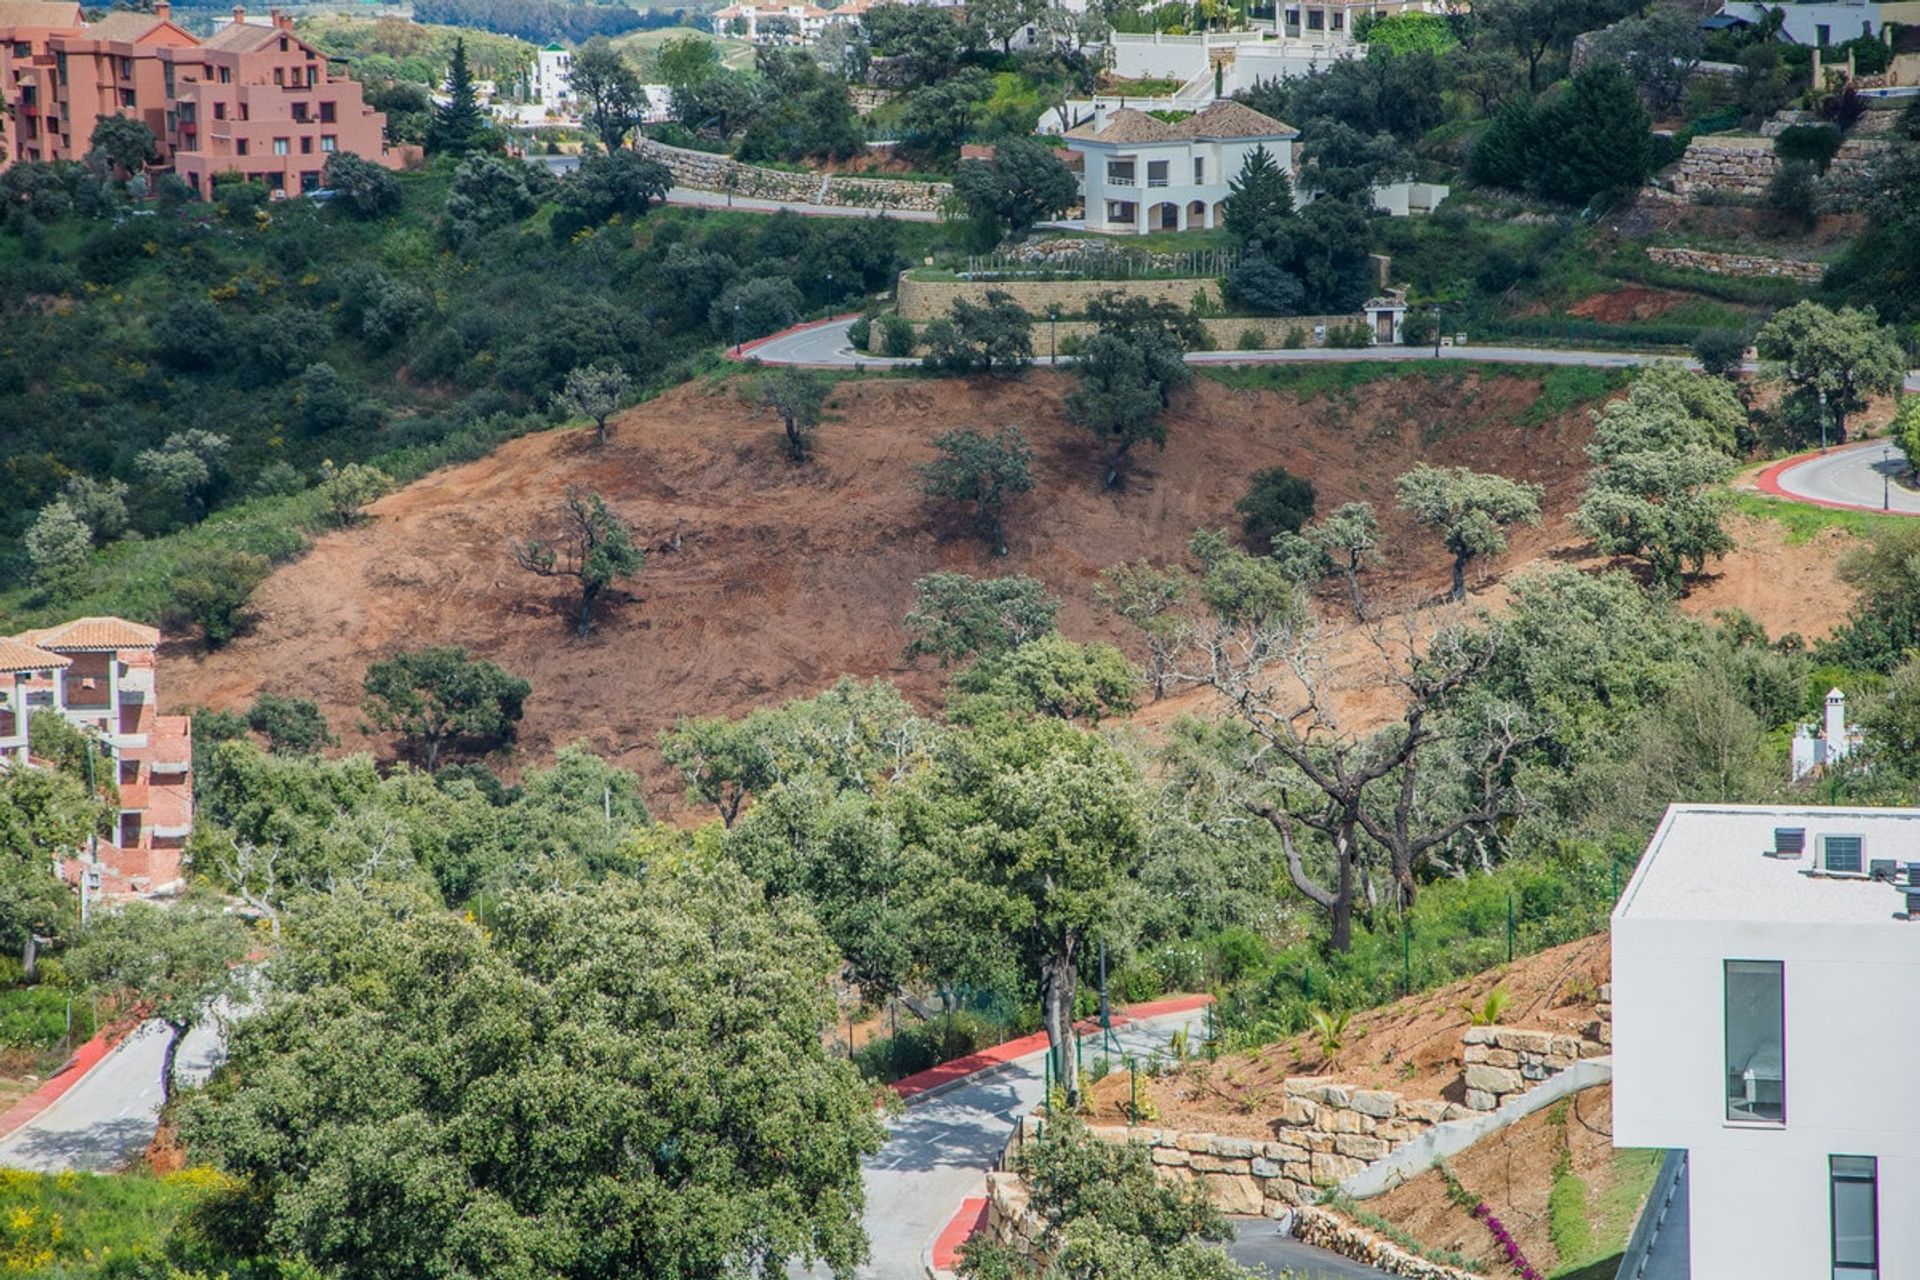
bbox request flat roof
[1617,804,1920,928]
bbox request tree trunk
[577,585,596,638]
[160,1019,187,1106]
[1346,565,1366,620]
[1039,946,1080,1107]
[596,417,610,446]
[425,736,442,774]
[1329,840,1355,953]
[21,935,36,983]
[1450,553,1467,602]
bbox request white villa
[532,43,573,108]
[1613,805,1920,1280]
[711,0,830,42]
[1062,100,1297,234]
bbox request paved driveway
[1765,439,1920,515]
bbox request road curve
[1760,439,1920,516]
[0,1018,224,1173]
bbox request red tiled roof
[0,637,71,674]
[28,617,160,652]
[0,0,82,27]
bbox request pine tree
[1221,145,1294,256]
[427,38,484,156]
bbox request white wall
[1613,915,1920,1280]
[1721,1,1887,45]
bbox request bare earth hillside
[163,370,1849,807]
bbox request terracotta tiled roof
[82,9,169,39]
[199,19,277,51]
[28,616,161,652]
[1172,99,1296,140]
[1064,107,1180,144]
[0,0,82,28]
[0,637,70,674]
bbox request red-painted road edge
[931,1196,989,1272]
[725,312,862,362]
[1753,440,1916,516]
[889,993,1214,1101]
[0,1023,130,1142]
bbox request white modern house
[1613,805,1920,1280]
[710,0,829,43]
[1720,0,1920,45]
[1062,100,1297,233]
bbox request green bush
[1775,123,1843,173]
[1236,327,1267,351]
[847,314,873,350]
[881,314,916,358]
[852,1009,1007,1082]
[0,983,97,1051]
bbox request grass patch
[1520,366,1626,426]
[1550,1148,1664,1279]
[1545,1101,1594,1263]
[1730,492,1907,544]
[1200,360,1472,399]
[0,1167,228,1276]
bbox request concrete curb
[0,1021,136,1142]
[724,312,863,362]
[1336,1057,1613,1202]
[1753,438,1918,516]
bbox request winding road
[0,1019,224,1173]
[1759,438,1920,516]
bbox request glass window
[1726,960,1784,1123]
[1193,157,1204,183]
[1832,1156,1877,1278]
[320,134,335,152]
[273,137,289,155]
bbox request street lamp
[1049,305,1059,366]
[733,300,742,356]
[825,270,834,307]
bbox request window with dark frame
[1831,1156,1877,1279]
[1724,959,1784,1123]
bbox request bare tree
[1174,538,1530,951]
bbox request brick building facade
[0,0,399,196]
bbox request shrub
[1236,327,1266,351]
[1774,123,1843,173]
[1326,320,1374,349]
[1692,327,1748,379]
[1236,465,1317,548]
[167,546,270,647]
[852,1010,1005,1082]
[847,314,873,350]
[881,314,916,357]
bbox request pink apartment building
[0,617,193,898]
[0,1,400,194]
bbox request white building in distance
[1792,687,1863,782]
[1613,805,1920,1280]
[1062,100,1297,234]
[532,43,573,108]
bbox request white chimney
[1825,688,1847,753]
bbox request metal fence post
[1506,892,1515,963]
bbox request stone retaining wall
[981,1170,1053,1271]
[1660,134,1886,199]
[1011,1082,1472,1218]
[897,274,1225,322]
[1460,1026,1604,1111]
[633,138,950,212]
[1290,1206,1481,1280]
[1644,246,1826,284]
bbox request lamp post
[1049,305,1059,366]
[733,300,742,356]
[1819,389,1829,453]
[825,270,834,308]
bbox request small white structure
[1062,100,1296,234]
[532,43,574,108]
[1719,0,1920,45]
[1613,805,1920,1280]
[1791,688,1862,782]
[1371,179,1449,217]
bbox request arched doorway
[1188,199,1209,229]
[1151,201,1179,232]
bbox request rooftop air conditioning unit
[1823,834,1864,874]
[1773,827,1806,858]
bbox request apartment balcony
[105,732,148,751]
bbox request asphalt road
[1769,438,1920,514]
[1226,1217,1403,1278]
[0,1018,224,1173]
[746,317,1738,375]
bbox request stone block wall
[1460,1026,1606,1111]
[1028,1081,1472,1218]
[896,274,1225,322]
[981,1171,1053,1272]
[632,138,950,212]
[1290,1206,1481,1280]
[1660,134,1887,199]
[1644,246,1826,283]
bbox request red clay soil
[1081,935,1610,1137]
[1565,287,1691,326]
[165,369,1598,808]
[1362,1085,1651,1278]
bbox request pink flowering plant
[1470,1202,1543,1280]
